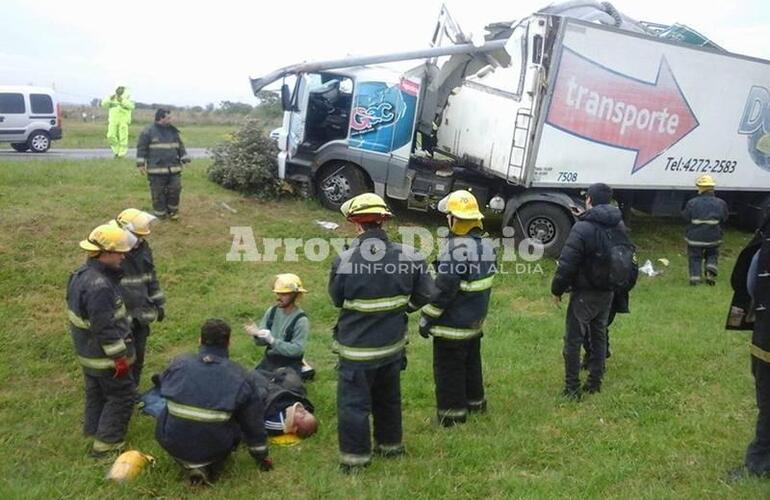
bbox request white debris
[639,259,659,277]
[315,220,339,230]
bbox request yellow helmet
[79,224,137,253]
[340,193,393,220]
[273,273,308,294]
[696,175,716,189]
[106,450,155,482]
[116,208,157,236]
[438,190,484,220]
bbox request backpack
[588,225,638,293]
[265,306,306,343]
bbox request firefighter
[67,223,137,457]
[682,175,729,285]
[101,85,134,158]
[329,192,432,472]
[245,273,311,378]
[136,109,190,220]
[727,213,770,479]
[112,208,166,387]
[155,319,271,485]
[419,190,496,426]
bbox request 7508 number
[557,171,578,182]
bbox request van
[0,86,62,152]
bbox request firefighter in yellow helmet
[329,192,433,472]
[101,86,135,158]
[112,209,165,387]
[67,224,138,457]
[682,175,729,285]
[419,190,496,426]
[245,274,312,378]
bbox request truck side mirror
[281,84,292,111]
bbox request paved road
[0,148,211,160]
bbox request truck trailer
[251,4,770,255]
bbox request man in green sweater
[245,274,312,379]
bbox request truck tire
[511,202,572,258]
[27,131,51,153]
[10,143,29,152]
[316,162,369,211]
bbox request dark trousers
[564,290,613,391]
[433,337,484,425]
[337,359,402,465]
[582,308,617,362]
[131,321,150,387]
[149,173,182,216]
[688,245,719,281]
[84,373,136,445]
[746,322,770,475]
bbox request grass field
[1,159,768,498]
[52,121,237,149]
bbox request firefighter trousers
[337,359,402,466]
[148,173,181,217]
[84,373,136,447]
[433,337,485,426]
[564,290,613,392]
[688,245,719,282]
[131,320,150,387]
[746,323,770,475]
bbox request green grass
[52,121,237,149]
[0,160,768,498]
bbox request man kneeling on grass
[154,319,272,485]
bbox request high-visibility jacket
[136,123,188,174]
[120,240,165,325]
[682,192,729,247]
[155,345,269,465]
[421,228,496,340]
[101,93,134,125]
[329,228,433,368]
[66,259,134,376]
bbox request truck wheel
[10,143,29,152]
[27,131,51,153]
[316,162,368,211]
[512,202,572,258]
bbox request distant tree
[255,90,280,107]
[219,101,254,114]
[90,98,100,108]
[191,105,204,113]
[205,103,215,112]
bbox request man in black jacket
[329,192,432,472]
[112,208,165,387]
[136,109,190,220]
[682,175,729,286]
[551,183,625,398]
[155,319,270,485]
[727,214,770,479]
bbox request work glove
[418,316,432,339]
[113,356,131,378]
[156,306,165,322]
[259,457,274,472]
[256,329,275,346]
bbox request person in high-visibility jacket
[329,193,433,472]
[101,86,134,158]
[682,175,729,285]
[112,209,166,387]
[67,223,137,457]
[419,190,496,426]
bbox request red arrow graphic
[546,48,699,173]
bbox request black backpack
[588,224,638,293]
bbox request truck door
[0,92,28,142]
[286,74,316,160]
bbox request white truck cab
[0,86,63,152]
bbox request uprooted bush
[207,119,289,199]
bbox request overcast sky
[2,0,768,106]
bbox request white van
[0,86,62,152]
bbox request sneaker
[169,212,180,221]
[561,387,582,400]
[186,467,211,486]
[582,383,601,394]
[689,278,700,286]
[374,444,405,458]
[706,277,716,286]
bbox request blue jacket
[155,345,268,464]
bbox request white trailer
[252,7,770,255]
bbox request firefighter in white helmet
[67,224,138,457]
